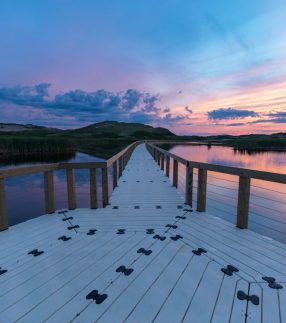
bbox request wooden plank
[119,157,123,177]
[0,234,135,321]
[161,154,165,171]
[0,175,8,231]
[66,168,76,210]
[197,168,207,212]
[90,168,98,209]
[0,164,58,178]
[166,156,170,177]
[102,166,109,207]
[113,161,118,189]
[185,166,193,207]
[236,176,250,229]
[173,160,178,188]
[44,170,55,214]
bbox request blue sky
[0,0,286,134]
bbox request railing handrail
[146,142,286,231]
[146,143,286,184]
[0,140,141,231]
[0,141,142,178]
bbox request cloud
[0,83,184,127]
[185,106,192,114]
[226,122,245,127]
[208,107,259,120]
[266,110,286,118]
[249,118,286,124]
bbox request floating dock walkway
[0,144,285,322]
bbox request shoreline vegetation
[0,121,286,164]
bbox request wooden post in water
[102,166,109,207]
[173,160,178,187]
[113,161,118,189]
[90,168,98,209]
[166,156,170,177]
[44,170,55,214]
[197,169,207,212]
[0,175,8,231]
[185,165,193,207]
[66,168,76,210]
[236,176,251,229]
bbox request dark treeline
[0,138,74,156]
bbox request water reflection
[2,152,107,225]
[168,145,286,243]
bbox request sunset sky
[0,0,286,135]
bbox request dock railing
[146,142,286,230]
[0,141,141,231]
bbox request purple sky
[0,0,286,135]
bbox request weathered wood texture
[90,168,98,209]
[237,176,251,229]
[0,176,8,231]
[66,168,76,210]
[44,170,55,214]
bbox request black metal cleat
[221,265,239,276]
[176,216,186,219]
[86,290,108,304]
[134,206,140,209]
[117,229,125,234]
[58,210,68,214]
[153,234,166,241]
[237,290,259,306]
[146,228,154,234]
[166,224,178,229]
[112,206,119,209]
[62,217,73,221]
[192,248,207,256]
[58,235,72,242]
[170,235,183,241]
[184,209,193,212]
[28,249,44,257]
[0,267,8,275]
[67,225,79,230]
[137,248,152,255]
[262,276,283,289]
[156,205,162,209]
[116,265,134,276]
[87,229,97,236]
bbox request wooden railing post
[197,168,207,212]
[185,165,193,207]
[161,154,165,171]
[119,157,123,177]
[44,170,55,214]
[102,166,109,207]
[173,160,178,187]
[66,168,76,210]
[157,152,161,166]
[236,176,251,229]
[113,161,118,189]
[90,168,98,209]
[0,175,8,231]
[166,156,170,177]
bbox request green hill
[60,121,177,139]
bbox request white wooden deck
[0,144,286,322]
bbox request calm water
[1,145,286,243]
[168,145,286,243]
[1,152,107,225]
